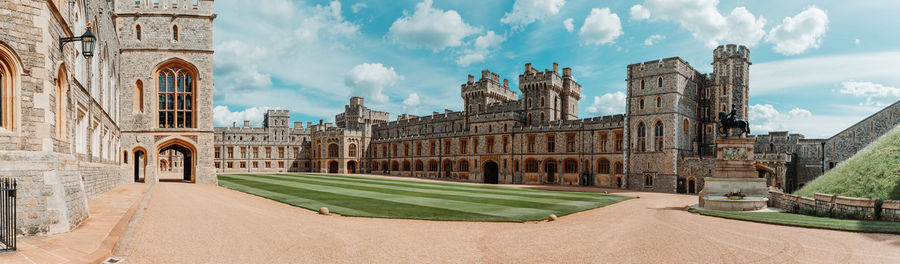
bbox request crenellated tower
[461,69,518,115]
[710,44,751,120]
[518,63,581,125]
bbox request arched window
[135,25,141,40]
[636,122,646,152]
[392,161,399,171]
[655,121,664,151]
[658,77,663,87]
[525,159,538,172]
[563,159,577,173]
[639,99,644,110]
[458,159,469,171]
[598,159,610,174]
[683,119,689,134]
[135,80,143,112]
[614,162,623,175]
[157,65,194,128]
[640,79,645,89]
[656,96,661,108]
[402,160,411,171]
[644,174,653,186]
[540,112,545,122]
[0,42,21,131]
[328,144,339,158]
[414,160,424,171]
[540,96,545,107]
[722,84,726,94]
[348,143,357,157]
[172,25,178,41]
[428,160,438,171]
[56,66,68,139]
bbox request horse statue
[718,104,750,136]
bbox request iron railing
[0,178,16,251]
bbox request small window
[639,99,644,109]
[644,175,653,186]
[172,25,178,41]
[135,25,141,40]
[135,0,140,5]
[640,79,645,89]
[656,97,661,108]
[658,77,663,87]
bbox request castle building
[0,0,214,236]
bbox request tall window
[172,25,178,41]
[599,134,608,152]
[328,144,339,158]
[135,80,143,112]
[525,159,538,172]
[656,97,661,108]
[615,133,623,151]
[640,79,645,89]
[458,159,469,171]
[566,134,575,152]
[460,139,467,154]
[157,66,193,128]
[657,77,662,87]
[527,135,535,152]
[443,140,451,154]
[416,142,422,155]
[644,175,653,186]
[655,121,664,151]
[546,135,555,153]
[56,67,68,139]
[348,143,357,157]
[1,44,20,130]
[614,162,623,174]
[598,159,610,174]
[637,122,646,152]
[639,99,644,109]
[135,25,141,40]
[564,159,577,173]
[486,138,494,153]
[683,119,690,135]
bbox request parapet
[713,44,750,62]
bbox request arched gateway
[483,161,499,184]
[156,138,196,182]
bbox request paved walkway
[123,175,900,263]
[0,183,149,264]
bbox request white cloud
[749,104,864,138]
[214,40,272,91]
[213,105,272,127]
[752,50,900,96]
[636,0,766,48]
[765,7,829,55]
[563,18,574,32]
[456,31,506,66]
[344,63,404,104]
[630,5,650,20]
[585,91,626,115]
[643,34,665,46]
[402,93,421,113]
[388,0,479,50]
[579,8,623,46]
[788,108,812,118]
[500,0,566,30]
[839,81,900,107]
[855,38,861,45]
[351,2,367,13]
[294,1,360,44]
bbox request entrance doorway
[443,160,452,178]
[133,150,146,182]
[158,143,192,182]
[347,161,356,174]
[688,177,697,194]
[615,176,622,188]
[677,178,686,193]
[544,161,557,183]
[328,161,338,173]
[483,161,499,184]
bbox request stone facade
[0,0,213,236]
[214,110,312,173]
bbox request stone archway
[329,161,339,173]
[156,138,196,183]
[483,161,499,184]
[347,160,356,174]
[133,148,146,182]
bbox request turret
[712,44,751,120]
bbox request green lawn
[690,209,900,234]
[218,173,630,222]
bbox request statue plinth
[699,136,768,211]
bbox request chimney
[503,78,509,87]
[553,62,558,73]
[467,74,474,84]
[525,63,532,73]
[563,67,572,77]
[243,120,250,128]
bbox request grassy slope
[218,173,630,222]
[690,209,900,234]
[794,125,900,200]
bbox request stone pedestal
[699,137,768,211]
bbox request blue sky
[211,0,900,138]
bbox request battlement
[115,0,215,16]
[266,109,290,116]
[713,44,750,62]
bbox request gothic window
[157,66,193,128]
[655,121,664,151]
[640,79,645,89]
[658,77,663,87]
[637,122,646,152]
[135,25,141,40]
[172,25,178,41]
[525,159,538,173]
[639,99,644,110]
[135,80,143,112]
[656,96,661,108]
[598,159,610,174]
[56,67,68,139]
[328,144,339,158]
[1,44,19,130]
[615,133,623,151]
[563,159,577,173]
[458,159,469,171]
[615,162,623,174]
[415,160,423,171]
[428,160,438,171]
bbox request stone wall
[768,191,899,222]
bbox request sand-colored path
[125,181,900,263]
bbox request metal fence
[0,178,16,251]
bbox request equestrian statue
[718,104,750,136]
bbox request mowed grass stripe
[218,175,370,215]
[219,175,509,221]
[287,173,608,201]
[226,174,557,220]
[234,173,605,213]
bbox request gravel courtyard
[123,178,900,263]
